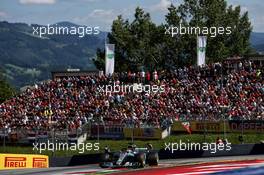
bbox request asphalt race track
[1,155,264,175]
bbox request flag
[181,121,192,134]
[105,44,115,75]
[197,36,207,66]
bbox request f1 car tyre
[147,152,159,166]
[136,152,146,168]
[101,153,111,162]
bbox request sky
[0,0,263,32]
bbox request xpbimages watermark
[164,140,232,154]
[32,24,100,38]
[165,24,232,38]
[33,141,100,154]
[97,83,165,95]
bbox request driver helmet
[104,146,110,153]
[146,143,153,150]
[127,145,133,150]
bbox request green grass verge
[1,133,264,157]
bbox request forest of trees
[94,0,252,72]
[0,69,15,103]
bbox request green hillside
[0,21,104,88]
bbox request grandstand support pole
[3,127,6,152]
[203,113,206,142]
[66,125,69,143]
[223,113,226,140]
[241,117,244,144]
[66,126,69,156]
[132,121,134,144]
[35,127,38,148]
[221,62,227,140]
[52,128,55,157]
[97,123,99,143]
[132,127,134,144]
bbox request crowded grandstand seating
[0,61,263,132]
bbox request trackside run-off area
[112,160,264,175]
[2,155,264,175]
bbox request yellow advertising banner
[171,122,186,132]
[172,121,264,133]
[228,121,264,133]
[171,121,229,133]
[123,128,162,139]
[193,121,228,132]
[0,154,49,170]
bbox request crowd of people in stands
[0,61,263,132]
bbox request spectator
[0,61,263,132]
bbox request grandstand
[0,60,263,144]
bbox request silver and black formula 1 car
[99,144,159,168]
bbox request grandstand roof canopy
[51,70,98,79]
